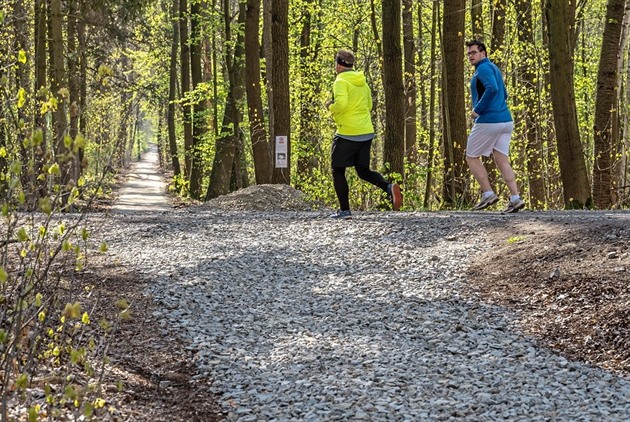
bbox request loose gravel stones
[97,210,630,420]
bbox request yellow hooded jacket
[328,70,374,137]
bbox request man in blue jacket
[465,40,525,213]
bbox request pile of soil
[467,216,630,376]
[201,184,327,212]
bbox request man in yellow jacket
[326,49,402,219]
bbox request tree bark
[471,0,484,41]
[271,0,290,184]
[168,0,182,179]
[442,0,468,207]
[179,0,194,184]
[296,0,323,185]
[245,0,272,184]
[592,0,626,208]
[516,0,546,209]
[424,1,439,209]
[49,0,71,203]
[546,0,592,208]
[402,0,416,164]
[206,0,247,199]
[189,0,205,199]
[34,0,47,198]
[382,0,405,178]
[67,0,81,187]
[491,0,507,70]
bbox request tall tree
[442,0,467,207]
[206,0,246,199]
[168,0,182,179]
[67,0,81,186]
[491,0,507,70]
[423,1,439,209]
[402,0,416,164]
[382,0,405,178]
[245,0,272,184]
[271,0,290,184]
[546,0,591,208]
[179,0,194,185]
[34,0,48,195]
[592,0,627,208]
[516,0,546,208]
[189,0,205,199]
[296,0,322,184]
[49,0,71,203]
[471,0,484,41]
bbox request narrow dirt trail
[112,144,172,213]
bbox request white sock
[510,194,521,202]
[482,191,495,198]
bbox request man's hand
[325,99,333,108]
[470,110,479,119]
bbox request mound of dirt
[201,184,327,211]
[467,216,630,376]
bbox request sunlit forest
[1,0,629,211]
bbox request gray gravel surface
[97,210,630,421]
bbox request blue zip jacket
[471,58,512,123]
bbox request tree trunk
[546,0,592,208]
[179,0,194,185]
[516,0,546,209]
[245,0,272,184]
[271,0,290,184]
[67,0,80,187]
[12,0,31,199]
[206,0,247,199]
[49,0,70,203]
[263,0,274,164]
[491,0,507,70]
[402,0,416,164]
[424,1,439,209]
[471,0,484,41]
[189,0,205,199]
[442,0,468,207]
[296,0,322,185]
[34,0,48,199]
[168,0,182,178]
[614,1,630,202]
[382,0,405,178]
[592,0,626,208]
[78,0,87,178]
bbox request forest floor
[57,149,630,420]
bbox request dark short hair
[335,49,355,68]
[465,40,487,52]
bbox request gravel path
[101,148,630,420]
[99,210,630,421]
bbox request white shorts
[466,121,514,157]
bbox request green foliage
[507,235,525,244]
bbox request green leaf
[17,227,29,242]
[17,87,27,108]
[16,373,28,390]
[99,242,108,253]
[39,198,52,215]
[18,49,27,64]
[28,406,38,422]
[0,267,7,283]
[49,163,60,175]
